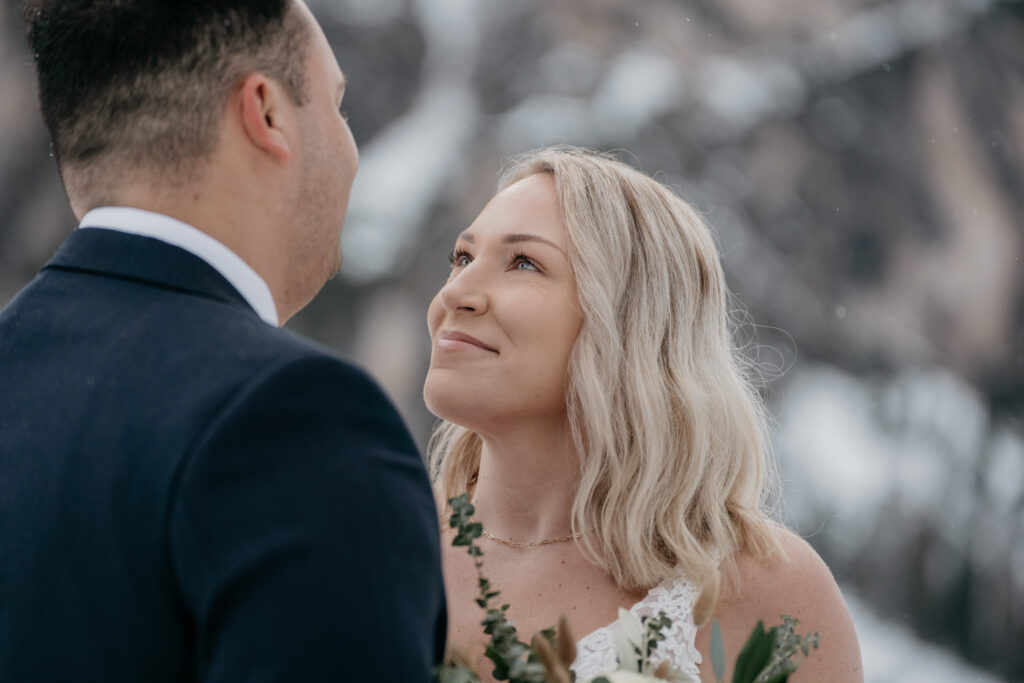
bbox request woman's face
[424,173,583,431]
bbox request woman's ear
[237,73,293,165]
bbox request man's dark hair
[23,0,310,187]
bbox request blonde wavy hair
[429,146,780,592]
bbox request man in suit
[0,1,446,681]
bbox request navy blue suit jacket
[0,227,446,681]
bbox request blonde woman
[424,146,863,682]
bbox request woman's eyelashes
[448,247,472,268]
[447,247,541,273]
[511,250,539,271]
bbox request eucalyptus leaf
[732,623,774,683]
[710,618,726,682]
[435,664,482,683]
[485,645,510,680]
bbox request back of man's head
[23,0,310,203]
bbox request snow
[775,364,1023,680]
[776,366,904,548]
[696,57,805,134]
[775,364,1013,545]
[846,589,1007,683]
[498,46,681,151]
[497,95,595,152]
[340,82,478,282]
[590,46,683,139]
[983,427,1024,516]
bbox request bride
[423,146,863,682]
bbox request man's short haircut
[23,0,310,186]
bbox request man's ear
[238,73,293,165]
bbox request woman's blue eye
[448,249,472,267]
[512,252,538,271]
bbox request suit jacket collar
[43,227,256,316]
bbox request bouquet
[435,494,818,683]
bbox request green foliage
[707,614,819,683]
[750,616,819,683]
[710,619,726,682]
[436,664,483,683]
[440,494,563,683]
[732,622,774,683]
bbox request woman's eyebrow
[456,231,565,254]
[502,233,564,253]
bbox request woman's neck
[470,418,579,544]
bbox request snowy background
[1,0,1021,680]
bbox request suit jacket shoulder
[0,229,446,682]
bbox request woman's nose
[438,267,489,315]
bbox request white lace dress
[571,573,703,681]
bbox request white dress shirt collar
[79,206,279,326]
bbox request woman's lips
[436,330,498,353]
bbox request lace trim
[571,573,702,681]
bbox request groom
[0,1,445,681]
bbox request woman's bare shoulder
[733,526,841,607]
[715,526,864,682]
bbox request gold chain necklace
[476,523,587,548]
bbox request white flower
[613,608,644,671]
[599,609,699,683]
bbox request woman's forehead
[465,175,567,244]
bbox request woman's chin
[423,383,490,430]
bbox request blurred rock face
[2,0,1021,678]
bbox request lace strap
[572,573,703,680]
